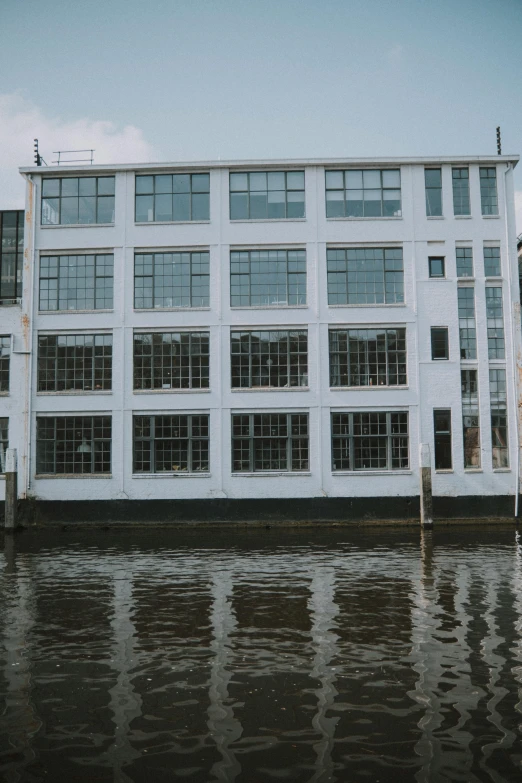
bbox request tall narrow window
[329,328,406,387]
[484,246,501,277]
[37,334,112,392]
[134,251,209,309]
[327,247,404,305]
[39,254,114,311]
[0,336,10,392]
[133,414,209,473]
[434,409,452,469]
[231,330,307,388]
[431,327,449,360]
[486,287,505,359]
[0,210,24,302]
[230,249,306,307]
[489,369,508,468]
[135,173,210,222]
[425,169,443,216]
[461,370,480,468]
[457,288,476,360]
[331,412,409,471]
[456,247,473,278]
[452,167,470,216]
[230,171,305,220]
[36,416,112,475]
[231,413,309,472]
[325,169,401,218]
[0,418,8,472]
[41,177,115,225]
[133,332,209,390]
[480,168,498,216]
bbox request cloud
[515,190,522,237]
[0,93,158,209]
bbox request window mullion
[150,417,155,473]
[386,413,392,470]
[349,413,354,469]
[249,414,254,472]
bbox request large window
[230,249,306,307]
[457,288,476,360]
[327,247,404,305]
[39,254,114,311]
[456,247,473,278]
[484,246,501,277]
[37,334,112,392]
[0,418,8,472]
[331,412,409,471]
[133,332,209,390]
[431,327,449,360]
[461,369,480,468]
[134,251,209,309]
[230,171,305,220]
[329,328,406,387]
[486,287,504,359]
[452,167,470,216]
[425,169,443,216]
[480,168,498,216]
[231,330,307,388]
[434,410,452,470]
[325,169,401,218]
[489,369,508,468]
[232,412,308,472]
[41,177,115,225]
[133,414,209,473]
[135,173,210,222]
[36,416,112,475]
[0,210,24,302]
[0,336,10,392]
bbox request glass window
[331,412,409,471]
[133,332,209,390]
[230,249,306,307]
[0,418,8,472]
[480,168,498,216]
[431,327,449,360]
[0,210,24,302]
[486,287,504,359]
[135,173,210,222]
[425,168,443,217]
[484,246,501,277]
[39,254,114,311]
[36,416,112,475]
[231,330,307,388]
[230,171,304,220]
[133,414,209,473]
[134,251,209,309]
[325,169,401,218]
[232,412,308,472]
[327,247,404,305]
[0,336,10,392]
[41,177,115,225]
[452,168,470,216]
[37,334,112,392]
[329,328,406,387]
[429,257,445,278]
[456,247,473,278]
[489,368,508,468]
[461,369,480,468]
[457,288,476,360]
[434,410,452,469]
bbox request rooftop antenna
[33,138,47,166]
[496,126,502,155]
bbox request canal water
[1,527,521,782]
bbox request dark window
[480,168,498,216]
[133,414,209,473]
[39,254,114,311]
[232,412,308,472]
[429,257,445,278]
[489,369,508,468]
[134,251,209,309]
[0,211,24,302]
[452,167,470,216]
[135,173,209,222]
[456,247,473,278]
[0,418,8,472]
[329,328,406,387]
[230,171,305,220]
[36,416,111,475]
[331,412,409,471]
[231,330,307,388]
[230,249,306,307]
[425,169,443,216]
[484,247,501,277]
[431,327,449,360]
[325,169,401,218]
[457,288,476,359]
[486,287,504,359]
[461,369,480,468]
[0,336,10,392]
[37,334,112,392]
[41,177,115,225]
[133,332,209,390]
[327,247,404,305]
[434,409,452,469]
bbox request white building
[2,155,520,521]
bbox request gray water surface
[1,527,522,782]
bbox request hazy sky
[1,0,521,227]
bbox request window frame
[431,327,449,360]
[457,287,477,360]
[230,249,307,307]
[41,176,115,226]
[35,415,112,476]
[425,168,443,217]
[479,167,499,216]
[326,247,404,306]
[484,246,501,277]
[0,417,8,473]
[134,250,210,310]
[485,286,505,360]
[229,170,305,221]
[456,247,473,278]
[434,409,452,470]
[0,336,10,393]
[428,256,445,279]
[230,329,308,389]
[231,412,309,473]
[325,169,402,219]
[133,413,210,474]
[0,210,24,303]
[331,411,409,472]
[489,368,508,469]
[37,333,113,393]
[452,167,471,216]
[39,253,114,312]
[328,327,407,387]
[135,173,210,223]
[133,331,210,391]
[461,369,480,469]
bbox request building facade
[2,155,520,520]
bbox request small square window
[429,257,445,278]
[431,327,449,360]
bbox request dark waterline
[1,526,521,782]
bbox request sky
[1,0,521,229]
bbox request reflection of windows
[39,254,114,311]
[327,247,404,305]
[41,177,115,225]
[133,414,209,474]
[232,412,308,472]
[480,168,498,216]
[133,332,209,390]
[135,173,210,222]
[329,328,406,387]
[230,249,306,307]
[425,169,442,216]
[434,409,452,469]
[37,334,112,392]
[36,416,111,475]
[0,210,24,302]
[456,247,473,278]
[429,256,445,278]
[486,287,504,359]
[452,167,470,215]
[0,418,8,473]
[325,169,401,218]
[431,327,449,360]
[231,330,307,388]
[0,336,10,392]
[331,412,409,471]
[230,171,305,220]
[134,252,209,309]
[461,369,480,468]
[489,368,508,468]
[484,246,501,277]
[457,288,476,359]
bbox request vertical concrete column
[5,448,18,532]
[420,444,433,527]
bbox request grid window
[486,287,505,359]
[36,416,111,475]
[461,369,480,468]
[0,336,10,392]
[0,418,8,473]
[456,247,473,278]
[133,332,209,390]
[230,171,305,220]
[231,330,307,388]
[434,410,452,470]
[452,168,470,216]
[232,412,308,472]
[230,249,306,307]
[325,169,401,218]
[37,334,112,392]
[39,254,114,311]
[134,251,209,309]
[327,247,404,305]
[484,247,501,277]
[489,368,508,468]
[425,169,443,216]
[480,168,498,216]
[331,412,409,471]
[457,288,476,360]
[431,327,449,360]
[133,414,209,473]
[135,173,210,222]
[329,328,406,387]
[429,257,445,278]
[0,210,24,302]
[41,177,115,225]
